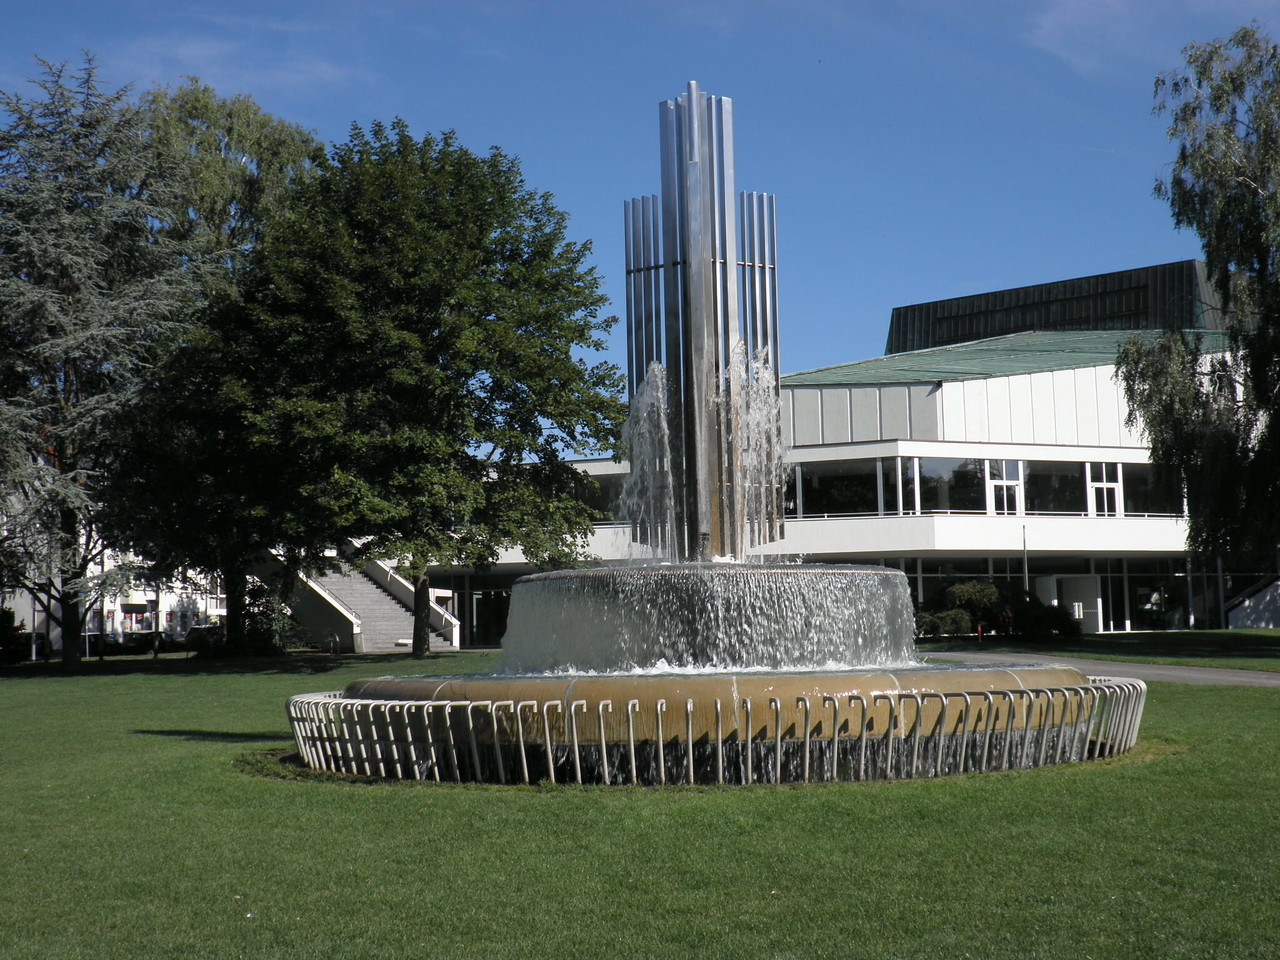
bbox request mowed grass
[2,651,1277,960]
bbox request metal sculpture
[624,81,783,561]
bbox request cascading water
[618,361,677,559]
[496,564,918,674]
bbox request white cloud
[1025,0,1278,77]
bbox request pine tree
[0,57,196,666]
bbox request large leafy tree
[1118,24,1280,568]
[239,120,625,655]
[98,80,320,651]
[0,58,196,667]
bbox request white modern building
[438,260,1258,642]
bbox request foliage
[0,57,197,666]
[1119,24,1280,567]
[0,606,23,664]
[139,78,319,278]
[919,578,1080,641]
[916,607,973,637]
[944,580,1003,623]
[97,81,321,652]
[236,119,626,654]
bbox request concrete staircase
[309,567,440,654]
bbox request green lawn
[2,651,1277,959]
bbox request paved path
[928,651,1280,688]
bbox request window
[987,459,1023,515]
[1024,461,1086,514]
[1088,462,1120,517]
[919,458,985,513]
[882,457,901,515]
[798,459,879,516]
[1122,463,1183,516]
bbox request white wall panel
[821,387,852,444]
[850,387,880,441]
[792,388,822,446]
[1030,372,1057,444]
[880,386,910,438]
[940,382,965,441]
[1074,367,1100,446]
[781,389,794,447]
[1052,369,1078,444]
[1095,365,1123,446]
[908,384,939,440]
[962,380,988,442]
[1008,375,1034,443]
[987,377,1012,443]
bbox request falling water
[618,361,677,558]
[497,564,919,674]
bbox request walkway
[929,651,1280,688]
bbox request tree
[0,58,196,667]
[237,120,625,655]
[97,80,321,652]
[1118,24,1280,568]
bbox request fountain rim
[514,562,910,585]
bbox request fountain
[286,83,1146,785]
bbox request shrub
[933,608,974,636]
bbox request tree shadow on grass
[0,650,494,680]
[134,729,291,743]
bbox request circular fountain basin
[496,563,917,673]
[287,564,1148,784]
[343,662,1093,745]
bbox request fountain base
[287,664,1146,785]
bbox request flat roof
[781,329,1230,387]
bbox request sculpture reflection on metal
[623,81,784,561]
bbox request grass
[919,628,1280,672]
[2,651,1278,959]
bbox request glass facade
[788,457,1182,519]
[1024,461,1087,514]
[799,459,878,516]
[1122,463,1183,516]
[919,458,985,513]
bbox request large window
[1122,463,1183,516]
[919,458,985,513]
[799,460,879,516]
[882,457,900,514]
[1024,461,1086,514]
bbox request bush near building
[916,579,1081,643]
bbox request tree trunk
[58,508,83,670]
[223,563,248,653]
[58,583,83,671]
[412,573,433,659]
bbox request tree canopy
[3,62,626,661]
[97,79,322,652]
[1119,24,1280,568]
[236,120,625,653]
[0,58,197,665]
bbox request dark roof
[884,260,1224,354]
[782,329,1230,387]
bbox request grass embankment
[919,628,1280,672]
[2,651,1277,960]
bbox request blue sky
[2,0,1276,375]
